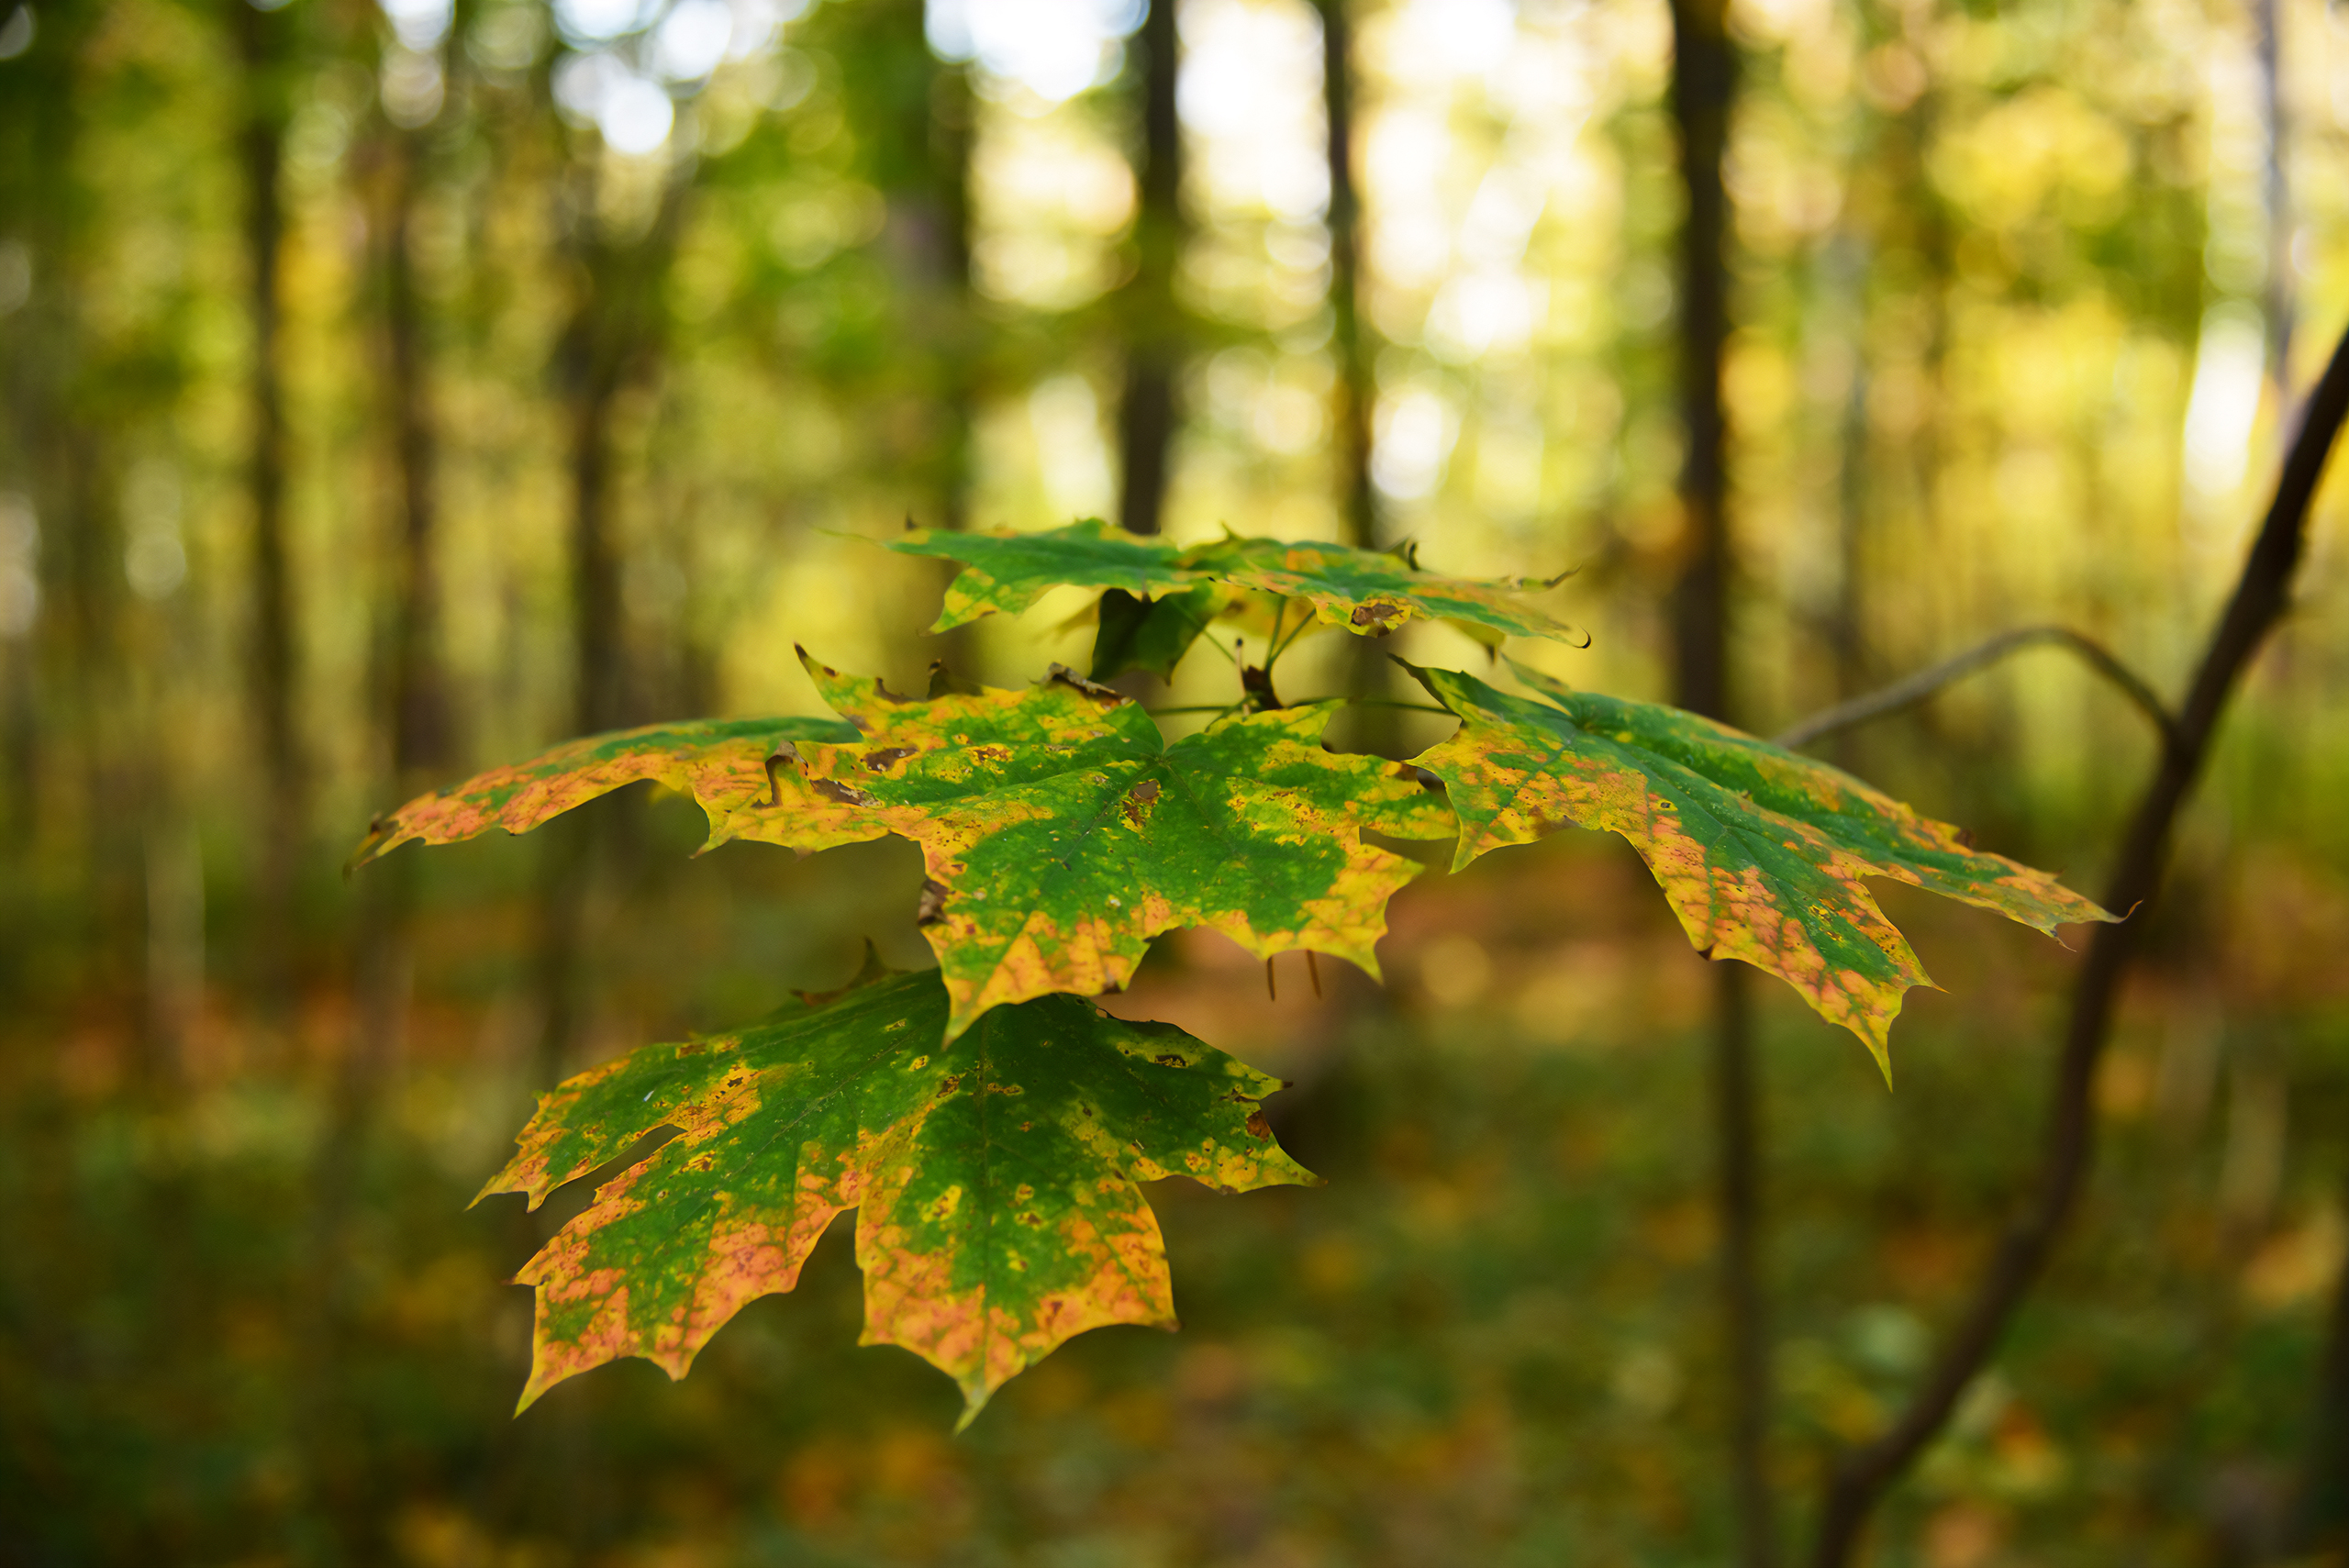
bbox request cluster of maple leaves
[353,522,2110,1422]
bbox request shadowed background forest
[4,0,2349,1562]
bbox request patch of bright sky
[1179,0,1327,223]
[548,0,803,155]
[927,0,1146,106]
[379,0,453,50]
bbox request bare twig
[1809,317,2349,1566]
[1773,626,2181,758]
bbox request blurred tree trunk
[836,0,981,672]
[1116,0,1184,538]
[326,116,452,1231]
[2253,0,2292,384]
[1317,0,1397,749]
[1828,230,1871,777]
[2288,1166,2349,1553]
[6,7,148,1051]
[1318,0,1373,556]
[535,170,689,1089]
[850,0,977,533]
[236,0,302,1007]
[1667,0,1776,1562]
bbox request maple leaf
[1087,584,1226,682]
[885,517,1201,631]
[882,519,1583,654]
[1402,659,2117,1077]
[1180,535,1585,645]
[792,652,1454,1039]
[482,963,1316,1425]
[348,715,873,870]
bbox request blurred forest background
[6,0,2349,1562]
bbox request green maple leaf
[1180,535,1583,645]
[350,659,1453,1041]
[482,964,1315,1424]
[882,520,1582,656]
[348,715,868,870]
[1403,659,2117,1077]
[793,653,1455,1040]
[885,517,1200,630]
[1087,584,1227,682]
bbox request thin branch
[1772,626,2181,757]
[1809,317,2349,1566]
[1265,605,1316,668]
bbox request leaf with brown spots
[881,520,1584,657]
[481,964,1315,1425]
[885,517,1202,632]
[1402,659,2117,1079]
[347,716,876,871]
[1179,535,1586,647]
[794,651,1456,1040]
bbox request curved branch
[1809,317,2349,1567]
[1772,626,2181,758]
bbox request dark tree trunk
[1319,0,1374,555]
[533,172,688,1088]
[2289,1166,2349,1553]
[237,0,301,1006]
[2253,0,2293,383]
[1666,0,1775,1562]
[384,137,451,780]
[1117,0,1184,538]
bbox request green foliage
[487,961,1313,1423]
[1403,659,2117,1077]
[884,518,1586,668]
[790,650,1453,1039]
[367,539,2107,1413]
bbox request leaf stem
[1264,603,1315,670]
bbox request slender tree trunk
[1828,232,1872,778]
[2253,0,2293,384]
[1319,0,1374,555]
[534,344,625,1089]
[237,0,301,1006]
[533,173,687,1088]
[1116,0,1183,538]
[2288,1165,2349,1553]
[1317,0,1396,748]
[384,140,451,780]
[1666,1,1775,1562]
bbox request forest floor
[3,816,2344,1567]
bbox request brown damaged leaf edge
[475,964,1316,1425]
[1399,657,2116,1082]
[347,712,873,873]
